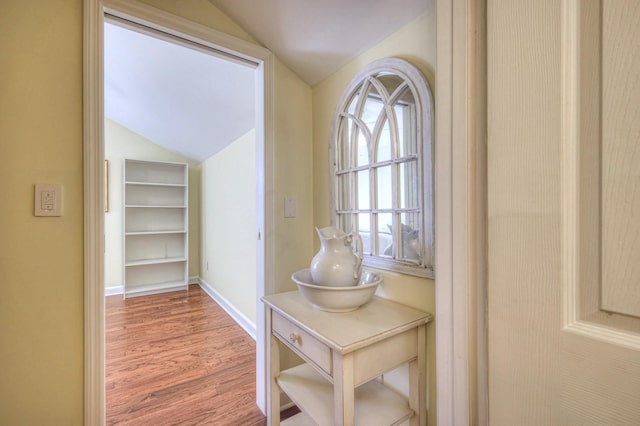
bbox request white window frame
[329,58,434,278]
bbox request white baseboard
[198,278,257,340]
[105,285,123,296]
[106,277,197,296]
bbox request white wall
[105,119,201,289]
[200,129,257,324]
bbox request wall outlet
[34,184,62,217]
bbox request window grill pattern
[331,59,434,278]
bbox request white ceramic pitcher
[310,226,363,287]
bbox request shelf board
[281,411,314,425]
[125,205,186,208]
[125,230,186,236]
[125,181,186,187]
[125,257,187,267]
[124,281,187,298]
[277,364,413,426]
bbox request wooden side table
[262,291,432,425]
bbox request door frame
[435,0,487,424]
[83,0,275,423]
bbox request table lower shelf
[277,363,414,426]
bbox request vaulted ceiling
[208,0,431,86]
[104,21,256,163]
[104,1,431,162]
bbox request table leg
[266,309,280,426]
[333,351,355,425]
[409,324,427,426]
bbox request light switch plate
[35,184,62,217]
[284,197,296,218]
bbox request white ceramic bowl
[291,269,383,312]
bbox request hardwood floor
[106,285,266,425]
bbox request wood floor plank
[106,285,266,425]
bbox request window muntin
[330,59,434,278]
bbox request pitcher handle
[353,231,364,281]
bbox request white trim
[435,0,457,418]
[104,277,198,297]
[83,0,105,423]
[101,0,270,63]
[436,0,487,424]
[105,286,123,296]
[255,48,276,415]
[84,1,275,423]
[198,278,257,340]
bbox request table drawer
[272,312,332,375]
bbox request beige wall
[200,129,257,323]
[311,9,437,424]
[0,0,84,423]
[105,119,201,289]
[272,59,315,291]
[0,0,312,422]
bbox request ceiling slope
[104,22,256,162]
[209,0,431,86]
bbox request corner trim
[436,0,487,424]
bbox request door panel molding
[561,0,640,351]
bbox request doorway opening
[102,17,258,310]
[103,17,261,422]
[84,1,275,423]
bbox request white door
[487,0,640,424]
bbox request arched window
[330,58,434,278]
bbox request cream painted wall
[105,119,201,289]
[0,0,312,422]
[0,0,83,423]
[272,59,315,291]
[200,130,257,324]
[311,9,437,425]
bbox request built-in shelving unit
[123,159,188,298]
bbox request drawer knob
[289,333,301,344]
